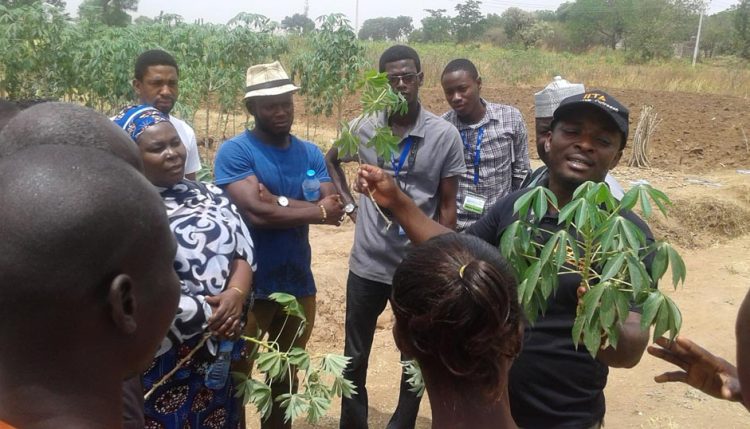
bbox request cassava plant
[232,292,355,424]
[333,69,408,228]
[500,181,686,357]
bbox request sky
[64,0,736,28]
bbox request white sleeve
[183,125,202,175]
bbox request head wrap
[534,76,585,118]
[112,104,170,141]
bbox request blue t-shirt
[214,130,331,299]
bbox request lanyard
[461,126,485,185]
[391,136,414,178]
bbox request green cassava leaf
[256,350,285,380]
[641,291,664,331]
[287,347,311,371]
[513,187,539,220]
[639,187,653,218]
[278,393,309,424]
[650,243,669,281]
[306,394,332,424]
[619,187,639,211]
[666,244,687,288]
[320,353,351,376]
[600,253,626,282]
[582,282,608,325]
[558,197,585,225]
[653,299,671,340]
[599,286,616,329]
[583,313,604,357]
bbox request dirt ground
[235,87,750,428]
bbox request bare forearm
[240,204,324,229]
[327,159,356,205]
[597,312,649,368]
[227,259,252,295]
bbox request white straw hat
[243,61,300,99]
[534,76,585,118]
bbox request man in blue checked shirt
[441,58,531,231]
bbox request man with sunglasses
[326,44,465,429]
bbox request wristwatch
[277,196,289,207]
[344,203,357,214]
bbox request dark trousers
[339,271,422,429]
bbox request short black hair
[441,58,479,80]
[379,45,421,73]
[134,49,180,81]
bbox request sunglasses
[387,72,421,86]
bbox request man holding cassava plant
[132,49,202,180]
[214,61,344,429]
[325,45,465,429]
[524,76,625,200]
[354,91,661,428]
[440,58,530,231]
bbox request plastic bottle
[204,339,234,390]
[302,169,320,201]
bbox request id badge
[462,192,487,215]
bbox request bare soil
[233,87,750,428]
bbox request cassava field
[196,82,750,428]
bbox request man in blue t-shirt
[214,61,345,429]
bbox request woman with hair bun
[391,233,522,429]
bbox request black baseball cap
[552,90,629,146]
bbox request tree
[359,16,413,41]
[420,8,452,42]
[0,0,65,8]
[453,0,486,43]
[78,0,138,27]
[501,7,536,44]
[565,0,633,50]
[735,0,750,58]
[282,13,314,34]
[292,14,365,136]
[358,17,389,40]
[389,15,413,40]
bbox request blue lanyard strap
[461,126,485,185]
[391,136,414,178]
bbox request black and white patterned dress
[143,180,255,429]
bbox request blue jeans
[339,271,422,429]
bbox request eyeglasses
[387,72,421,86]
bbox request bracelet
[318,204,327,223]
[229,286,246,296]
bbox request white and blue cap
[534,76,586,118]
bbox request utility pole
[304,0,309,17]
[355,0,359,32]
[692,7,704,67]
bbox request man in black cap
[354,90,652,429]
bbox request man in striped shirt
[441,58,530,231]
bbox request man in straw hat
[353,89,654,429]
[525,76,625,199]
[214,61,345,429]
[326,44,466,429]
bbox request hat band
[245,78,292,93]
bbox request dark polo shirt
[466,182,654,429]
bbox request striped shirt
[443,99,530,231]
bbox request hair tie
[459,264,468,279]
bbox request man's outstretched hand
[355,164,402,209]
[648,336,742,402]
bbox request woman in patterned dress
[114,105,255,429]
